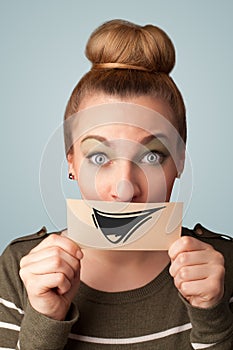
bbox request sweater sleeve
[0,232,79,350]
[19,301,79,350]
[181,295,233,349]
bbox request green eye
[88,153,109,165]
[141,151,163,165]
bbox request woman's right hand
[19,234,83,321]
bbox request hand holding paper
[169,236,225,308]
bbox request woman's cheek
[142,157,177,202]
[77,162,111,201]
[77,160,100,200]
[143,168,168,202]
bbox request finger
[20,271,72,296]
[170,249,224,278]
[20,256,80,282]
[65,269,81,301]
[168,236,211,261]
[20,245,81,275]
[29,234,83,260]
[169,250,210,277]
[178,276,224,303]
[172,264,210,290]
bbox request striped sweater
[0,224,233,349]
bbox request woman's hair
[64,19,186,151]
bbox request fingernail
[76,250,83,260]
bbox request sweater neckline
[78,263,171,304]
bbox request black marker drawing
[92,206,165,244]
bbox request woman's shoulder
[182,223,233,263]
[1,227,62,262]
[183,223,233,241]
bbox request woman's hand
[168,236,225,308]
[19,234,83,321]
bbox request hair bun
[85,19,175,74]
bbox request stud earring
[69,173,75,180]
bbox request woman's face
[68,94,184,203]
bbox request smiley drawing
[92,206,165,244]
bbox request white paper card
[67,199,183,250]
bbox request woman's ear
[67,152,76,180]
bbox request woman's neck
[80,249,170,292]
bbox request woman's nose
[115,179,134,201]
[110,161,141,202]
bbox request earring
[177,172,182,179]
[69,173,75,180]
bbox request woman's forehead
[79,124,157,141]
[64,102,183,155]
[70,103,176,136]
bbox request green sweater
[0,224,233,349]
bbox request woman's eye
[140,151,164,165]
[88,153,109,166]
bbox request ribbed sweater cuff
[180,295,233,344]
[19,301,79,349]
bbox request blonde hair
[64,19,186,150]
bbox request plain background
[1,0,233,253]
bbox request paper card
[66,199,183,250]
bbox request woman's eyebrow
[139,134,169,145]
[80,134,168,146]
[81,135,111,146]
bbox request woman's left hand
[168,236,225,308]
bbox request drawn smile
[92,206,165,244]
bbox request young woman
[0,19,232,350]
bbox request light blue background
[1,0,233,253]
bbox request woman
[0,19,232,349]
